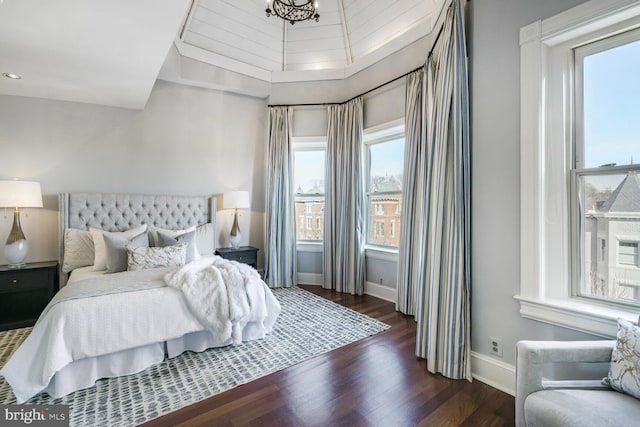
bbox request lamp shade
[223,191,250,209]
[0,180,43,208]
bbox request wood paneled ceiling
[178,0,446,81]
[0,0,445,108]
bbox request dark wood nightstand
[215,246,259,269]
[0,261,58,331]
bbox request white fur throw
[164,256,265,344]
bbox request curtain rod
[267,2,452,109]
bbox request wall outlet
[489,336,503,357]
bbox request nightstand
[215,246,259,269]
[0,261,58,331]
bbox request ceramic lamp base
[229,209,241,249]
[5,238,28,269]
[229,232,241,249]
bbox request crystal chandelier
[266,0,320,25]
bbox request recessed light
[2,73,22,80]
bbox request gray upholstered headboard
[59,193,217,286]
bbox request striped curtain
[323,98,365,295]
[396,68,427,316]
[415,0,471,380]
[264,106,297,288]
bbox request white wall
[0,80,268,267]
[469,0,598,367]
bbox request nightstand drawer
[215,246,259,268]
[223,252,257,265]
[0,269,49,292]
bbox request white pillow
[195,223,215,256]
[148,225,196,247]
[62,229,94,273]
[127,244,186,271]
[90,224,148,271]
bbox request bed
[0,193,280,403]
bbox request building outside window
[293,143,325,241]
[575,29,640,305]
[364,124,404,248]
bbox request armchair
[516,340,640,427]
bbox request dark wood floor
[142,286,515,427]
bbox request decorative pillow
[148,225,196,247]
[62,229,95,273]
[157,230,197,263]
[90,224,148,271]
[604,318,640,399]
[195,223,215,256]
[104,232,149,273]
[127,243,186,271]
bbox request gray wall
[469,0,597,364]
[0,80,267,266]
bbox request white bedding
[0,256,281,403]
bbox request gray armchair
[516,340,640,427]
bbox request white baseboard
[470,351,516,396]
[364,281,396,303]
[297,272,322,285]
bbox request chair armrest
[515,340,615,427]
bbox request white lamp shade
[223,191,250,209]
[0,180,43,208]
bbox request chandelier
[265,0,320,25]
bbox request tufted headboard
[59,193,217,286]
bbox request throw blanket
[164,256,268,344]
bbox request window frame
[517,0,640,338]
[292,137,326,245]
[363,120,405,251]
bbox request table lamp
[223,191,250,249]
[0,180,43,268]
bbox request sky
[294,138,405,193]
[583,37,640,169]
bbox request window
[573,29,640,306]
[618,242,638,266]
[519,0,640,337]
[364,123,405,248]
[374,221,384,238]
[293,140,325,242]
[599,239,606,262]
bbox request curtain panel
[396,68,428,317]
[397,0,471,381]
[264,106,297,288]
[323,97,365,295]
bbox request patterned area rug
[0,287,389,426]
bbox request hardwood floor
[142,286,515,427]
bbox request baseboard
[297,272,322,285]
[470,351,515,396]
[364,281,396,303]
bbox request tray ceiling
[0,0,445,109]
[179,0,445,81]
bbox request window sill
[365,246,398,262]
[296,242,323,252]
[514,295,639,338]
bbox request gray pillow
[104,231,149,273]
[157,230,197,263]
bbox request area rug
[0,287,390,426]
